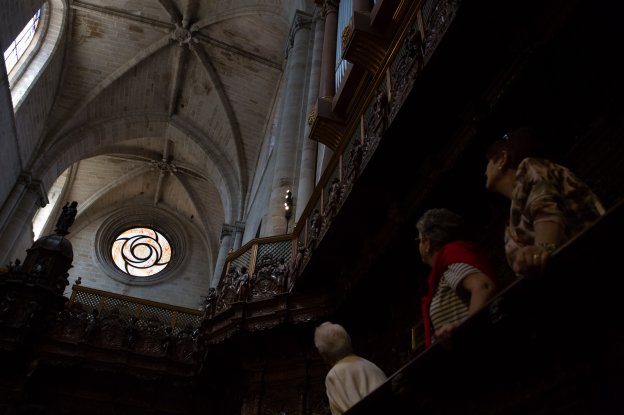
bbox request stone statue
[125,316,139,349]
[0,291,16,323]
[55,201,78,236]
[162,326,174,354]
[307,208,322,250]
[236,266,250,297]
[83,308,99,341]
[7,259,22,273]
[201,288,217,317]
[290,241,306,280]
[372,88,388,127]
[203,288,217,307]
[346,140,365,185]
[325,178,342,219]
[273,258,288,289]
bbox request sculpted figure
[55,201,78,236]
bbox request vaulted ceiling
[33,0,310,255]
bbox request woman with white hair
[314,322,387,414]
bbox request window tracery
[112,228,172,277]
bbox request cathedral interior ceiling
[36,0,295,229]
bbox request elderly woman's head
[314,321,353,365]
[416,209,466,263]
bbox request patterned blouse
[505,158,605,267]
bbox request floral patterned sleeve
[516,158,566,227]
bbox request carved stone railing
[49,284,203,364]
[208,235,296,317]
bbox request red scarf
[420,240,495,347]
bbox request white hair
[314,321,353,363]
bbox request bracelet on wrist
[536,242,557,253]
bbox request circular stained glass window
[111,228,171,276]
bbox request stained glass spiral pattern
[111,228,171,276]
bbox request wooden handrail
[69,284,202,316]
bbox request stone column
[233,221,245,250]
[264,11,313,236]
[317,0,339,98]
[0,173,48,265]
[211,224,234,288]
[296,13,324,221]
[314,0,339,182]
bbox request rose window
[111,227,171,276]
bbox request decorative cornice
[315,0,339,18]
[19,172,49,207]
[17,172,33,186]
[29,179,49,208]
[221,223,236,238]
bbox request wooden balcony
[346,200,624,414]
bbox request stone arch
[29,112,243,223]
[190,5,289,32]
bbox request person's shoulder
[333,354,381,367]
[517,157,557,181]
[353,355,384,370]
[519,157,551,169]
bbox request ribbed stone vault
[23,0,311,305]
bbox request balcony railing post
[249,243,258,277]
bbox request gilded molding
[341,21,353,46]
[307,109,317,126]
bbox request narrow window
[3,9,42,75]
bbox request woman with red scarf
[416,209,497,347]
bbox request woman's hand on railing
[512,245,552,277]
